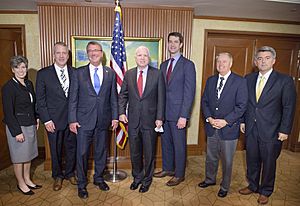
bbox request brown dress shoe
[67,177,78,185]
[166,177,185,186]
[257,194,269,204]
[53,178,63,191]
[239,187,254,195]
[153,171,175,178]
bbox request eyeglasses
[87,49,102,53]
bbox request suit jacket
[244,70,296,142]
[160,55,196,121]
[119,66,165,129]
[36,64,73,130]
[202,72,248,140]
[2,78,37,136]
[68,64,118,130]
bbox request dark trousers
[161,121,187,178]
[47,127,76,179]
[246,124,282,196]
[76,127,108,189]
[128,125,157,187]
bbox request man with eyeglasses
[69,41,118,199]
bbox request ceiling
[0,0,300,22]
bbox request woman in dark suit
[2,56,42,195]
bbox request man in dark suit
[68,41,119,199]
[239,46,296,205]
[119,46,165,193]
[154,32,196,186]
[36,42,77,191]
[199,52,248,198]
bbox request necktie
[216,77,224,99]
[256,76,265,101]
[166,58,174,83]
[137,70,143,97]
[94,68,101,94]
[60,69,68,97]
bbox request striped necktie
[60,69,68,97]
[216,77,224,99]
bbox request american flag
[110,3,128,149]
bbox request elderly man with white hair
[119,46,165,193]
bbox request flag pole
[103,0,127,183]
[104,129,127,182]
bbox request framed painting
[71,36,163,69]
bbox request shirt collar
[137,65,148,73]
[171,53,181,62]
[259,68,273,79]
[219,70,231,80]
[89,63,103,71]
[54,63,67,71]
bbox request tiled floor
[0,150,299,206]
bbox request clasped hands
[207,117,227,129]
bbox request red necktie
[166,58,174,83]
[137,70,143,97]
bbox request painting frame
[71,36,163,69]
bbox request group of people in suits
[200,46,296,205]
[1,30,296,204]
[1,31,196,198]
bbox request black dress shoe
[94,181,110,191]
[139,185,150,193]
[17,185,34,195]
[78,188,88,199]
[217,189,228,198]
[27,184,42,189]
[130,182,140,190]
[198,181,216,188]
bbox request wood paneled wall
[38,3,193,67]
[38,3,194,169]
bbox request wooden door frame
[0,25,26,170]
[0,24,26,56]
[198,29,300,153]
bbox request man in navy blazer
[68,41,119,199]
[119,46,165,193]
[36,42,77,191]
[199,52,248,198]
[154,32,196,186]
[239,46,296,205]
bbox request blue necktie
[94,68,100,94]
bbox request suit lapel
[99,66,109,96]
[218,73,234,102]
[85,64,97,96]
[161,61,168,84]
[168,56,182,84]
[258,70,277,103]
[132,68,140,98]
[141,67,154,99]
[51,65,67,98]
